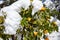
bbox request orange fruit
[34,32,38,36]
[44,30,48,34]
[27,17,32,22]
[40,7,46,11]
[45,37,49,40]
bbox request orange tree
[0,4,59,40]
[16,5,60,40]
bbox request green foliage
[18,5,59,40]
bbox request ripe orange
[40,7,46,11]
[27,17,32,22]
[34,32,38,36]
[43,30,48,34]
[45,37,49,40]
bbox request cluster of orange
[40,7,46,11]
[27,7,49,40]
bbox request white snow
[44,0,55,10]
[0,38,3,40]
[0,1,4,4]
[32,0,43,15]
